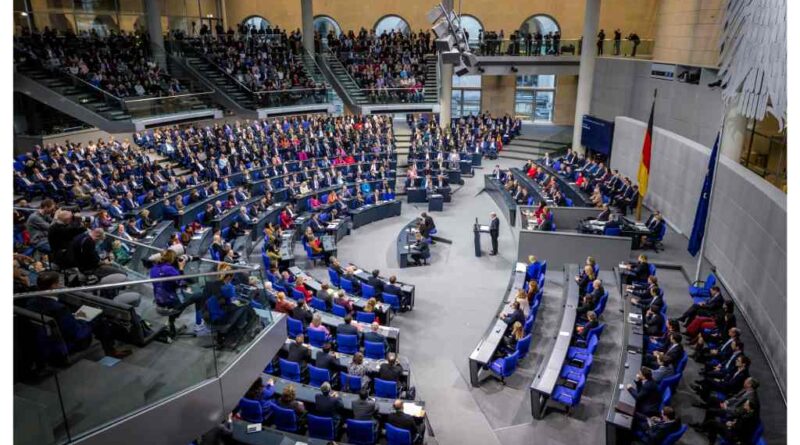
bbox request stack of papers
[403,403,424,417]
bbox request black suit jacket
[315,352,341,371]
[363,331,389,350]
[629,379,661,416]
[378,363,404,383]
[490,217,500,236]
[352,399,379,420]
[367,276,384,295]
[314,393,343,418]
[286,343,310,364]
[644,419,682,445]
[337,322,359,336]
[386,411,418,437]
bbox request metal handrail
[326,50,429,97]
[104,229,260,271]
[124,90,215,104]
[13,267,261,299]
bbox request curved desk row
[350,200,402,230]
[468,262,528,386]
[509,168,550,206]
[348,264,416,311]
[287,266,394,325]
[534,160,590,207]
[605,266,644,445]
[395,220,422,269]
[529,264,580,419]
[483,175,517,227]
[300,308,401,353]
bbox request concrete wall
[480,75,516,116]
[610,116,787,393]
[553,74,578,125]
[590,57,723,148]
[651,0,724,67]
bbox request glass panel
[516,75,556,88]
[462,90,481,117]
[74,13,118,36]
[451,91,461,118]
[242,15,270,34]
[452,74,480,88]
[14,265,272,442]
[515,90,534,119]
[537,75,555,88]
[314,16,341,38]
[30,0,74,13]
[459,15,482,45]
[534,91,554,122]
[166,15,190,33]
[375,15,410,35]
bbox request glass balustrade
[470,38,654,58]
[13,266,274,445]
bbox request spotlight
[441,50,462,64]
[477,67,485,73]
[510,66,518,73]
[435,36,455,52]
[462,52,478,68]
[454,63,470,76]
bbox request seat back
[261,252,270,271]
[661,424,688,445]
[516,334,533,359]
[346,419,377,445]
[659,372,682,393]
[340,277,354,293]
[705,274,717,290]
[336,334,358,354]
[356,311,376,324]
[278,358,302,382]
[660,387,672,411]
[361,283,375,299]
[308,328,327,347]
[309,297,327,312]
[382,292,401,311]
[291,288,306,301]
[237,397,263,423]
[540,261,547,277]
[676,352,689,375]
[271,402,299,432]
[328,268,340,286]
[523,314,535,335]
[374,378,398,398]
[500,350,520,377]
[385,423,413,445]
[332,303,348,317]
[307,414,336,441]
[587,323,606,341]
[586,334,600,355]
[308,364,330,388]
[339,372,363,392]
[603,227,621,236]
[364,340,386,360]
[595,291,609,316]
[286,317,303,338]
[649,263,657,277]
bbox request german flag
[637,91,657,206]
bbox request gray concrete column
[301,0,314,55]
[571,0,601,153]
[438,0,454,130]
[721,102,747,162]
[219,0,228,33]
[144,0,167,69]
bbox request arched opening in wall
[374,15,410,35]
[75,14,118,37]
[242,15,270,34]
[518,14,560,37]
[458,15,483,46]
[314,15,341,39]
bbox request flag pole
[693,117,726,281]
[636,89,657,221]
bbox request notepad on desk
[403,403,424,417]
[74,305,103,322]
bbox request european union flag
[688,132,720,256]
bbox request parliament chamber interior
[9,1,790,445]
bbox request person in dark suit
[501,301,525,331]
[286,334,311,365]
[678,286,725,325]
[574,311,599,341]
[577,279,604,316]
[621,254,650,284]
[646,332,684,368]
[385,399,420,442]
[693,355,751,400]
[694,377,760,425]
[363,322,389,353]
[699,399,760,444]
[627,367,662,418]
[409,233,430,266]
[315,342,341,372]
[644,307,665,336]
[291,300,313,325]
[489,212,500,255]
[314,382,344,423]
[703,340,744,377]
[378,353,404,384]
[351,388,379,421]
[367,269,384,295]
[336,315,360,337]
[641,406,682,445]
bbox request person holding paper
[386,399,422,443]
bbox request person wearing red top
[344,155,355,164]
[274,292,296,314]
[309,196,322,209]
[527,165,538,179]
[576,173,588,188]
[279,209,294,229]
[294,277,313,303]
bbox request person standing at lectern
[489,212,500,255]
